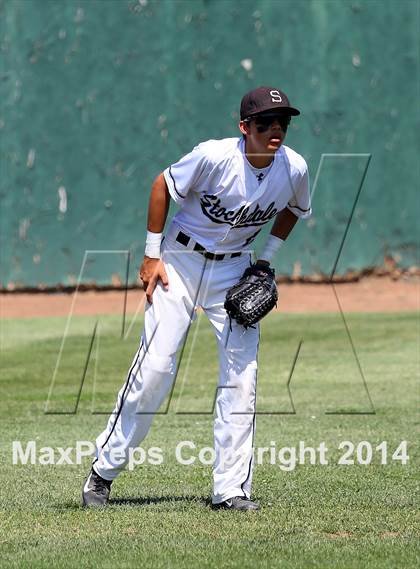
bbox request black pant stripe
[240,330,260,496]
[93,340,143,463]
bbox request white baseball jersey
[163,137,311,252]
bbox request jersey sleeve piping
[287,202,310,213]
[168,166,186,199]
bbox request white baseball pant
[93,224,259,504]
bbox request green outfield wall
[1,0,419,288]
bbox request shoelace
[91,472,112,493]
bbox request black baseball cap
[240,86,300,119]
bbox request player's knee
[226,352,258,375]
[142,352,176,375]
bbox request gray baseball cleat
[213,496,260,511]
[82,468,112,507]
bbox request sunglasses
[245,113,291,133]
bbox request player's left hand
[139,256,169,304]
[224,262,278,328]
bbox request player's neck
[244,138,275,169]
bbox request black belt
[176,231,242,261]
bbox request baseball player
[83,86,311,511]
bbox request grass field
[0,310,419,568]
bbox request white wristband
[259,235,285,263]
[145,231,163,259]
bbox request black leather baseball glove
[224,263,278,328]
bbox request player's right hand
[139,256,169,304]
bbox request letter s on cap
[270,90,282,103]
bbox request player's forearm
[270,208,299,240]
[257,208,299,265]
[147,173,170,232]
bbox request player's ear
[239,120,250,136]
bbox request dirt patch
[1,276,418,319]
[324,532,354,539]
[379,532,402,538]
